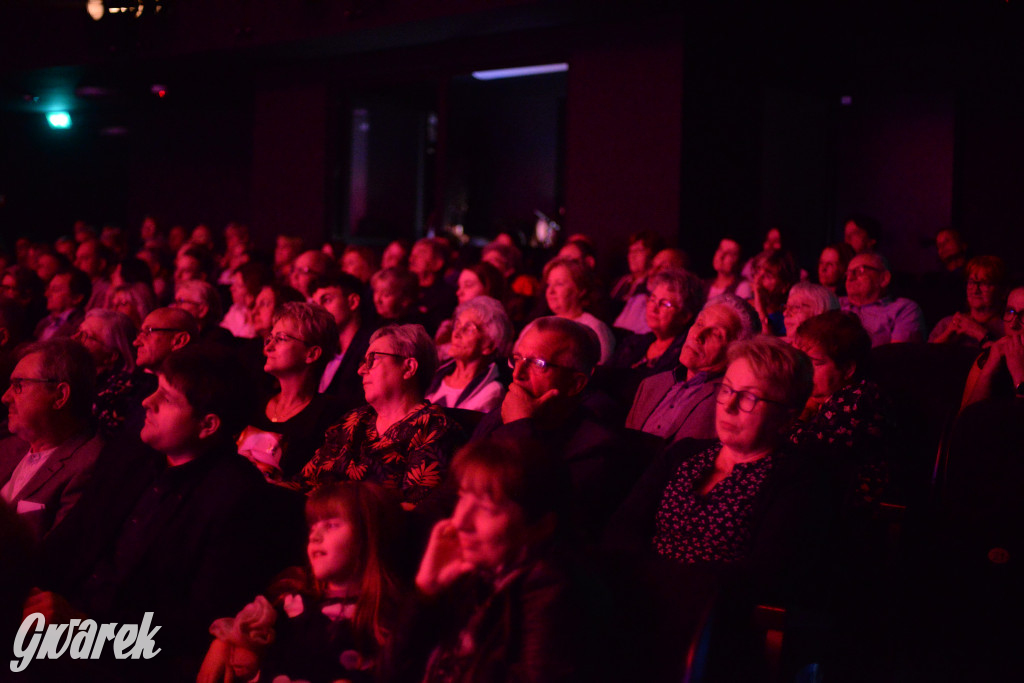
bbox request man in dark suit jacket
[29,344,304,681]
[33,268,90,341]
[311,272,376,414]
[0,338,102,539]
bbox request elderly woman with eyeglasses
[73,309,145,438]
[296,324,466,507]
[611,336,818,591]
[782,282,839,345]
[961,286,1024,409]
[930,255,1008,348]
[236,302,341,481]
[426,296,513,413]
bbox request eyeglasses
[846,265,883,279]
[783,303,813,315]
[646,297,680,311]
[138,325,184,337]
[508,354,575,373]
[264,332,311,348]
[8,377,59,395]
[359,351,406,370]
[1003,308,1024,325]
[716,383,785,413]
[967,279,997,291]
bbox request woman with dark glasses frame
[961,286,1024,409]
[296,324,466,508]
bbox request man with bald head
[841,252,926,347]
[134,307,198,374]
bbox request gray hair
[176,279,222,326]
[18,339,96,420]
[704,293,761,340]
[273,302,341,371]
[454,296,514,359]
[369,324,438,395]
[647,268,706,318]
[83,308,138,373]
[787,282,839,317]
[518,316,600,376]
[108,282,156,323]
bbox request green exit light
[47,112,72,129]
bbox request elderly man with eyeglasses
[471,316,635,540]
[134,307,199,374]
[626,294,761,444]
[840,252,926,347]
[0,339,104,539]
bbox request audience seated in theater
[610,230,665,334]
[0,299,29,408]
[32,344,304,681]
[384,437,599,683]
[929,255,1007,348]
[751,248,799,336]
[297,324,465,508]
[843,214,881,255]
[840,252,927,347]
[73,309,146,439]
[34,248,67,285]
[707,237,753,300]
[409,237,458,335]
[371,267,425,328]
[238,302,341,481]
[917,227,972,328]
[543,256,616,365]
[221,261,271,339]
[739,227,784,281]
[34,268,90,342]
[134,306,199,377]
[782,282,839,345]
[2,265,47,330]
[791,311,893,508]
[426,296,513,413]
[75,238,114,311]
[627,293,761,443]
[434,261,507,357]
[960,286,1024,409]
[609,268,705,377]
[173,279,234,346]
[136,245,175,305]
[382,239,411,271]
[108,281,156,329]
[342,244,379,284]
[472,316,633,540]
[175,244,214,285]
[609,336,822,597]
[481,241,539,329]
[817,242,855,297]
[290,249,338,301]
[199,482,405,683]
[312,273,376,411]
[0,339,103,539]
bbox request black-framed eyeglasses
[1003,308,1024,325]
[715,383,785,413]
[264,332,311,348]
[359,351,406,370]
[8,377,60,395]
[137,326,184,339]
[508,354,575,373]
[846,265,883,279]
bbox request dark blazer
[625,369,721,443]
[32,307,85,341]
[0,428,104,539]
[37,443,305,680]
[322,323,375,414]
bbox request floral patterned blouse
[296,401,465,505]
[93,368,140,438]
[653,444,775,564]
[788,379,891,507]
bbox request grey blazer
[0,429,105,539]
[625,369,721,443]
